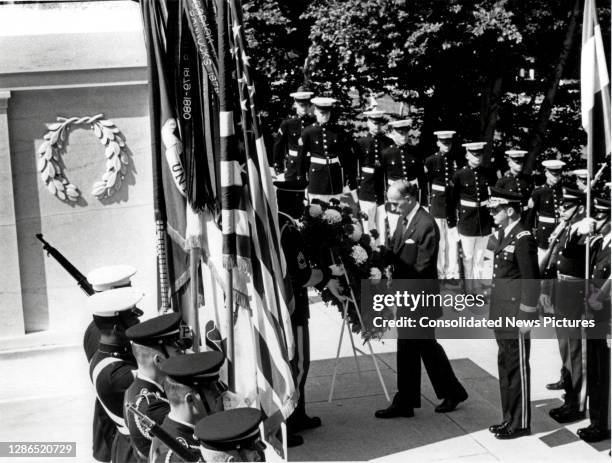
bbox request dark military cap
[562,187,586,205]
[594,196,611,213]
[194,408,263,451]
[125,312,183,346]
[273,179,309,192]
[488,187,522,208]
[159,352,225,386]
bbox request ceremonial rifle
[126,404,200,462]
[35,234,94,296]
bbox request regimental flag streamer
[581,0,611,176]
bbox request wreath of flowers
[37,114,129,201]
[299,198,393,341]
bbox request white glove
[576,218,595,236]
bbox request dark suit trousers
[396,328,466,408]
[587,339,610,431]
[495,331,531,431]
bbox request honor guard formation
[77,90,609,462]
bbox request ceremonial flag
[581,0,611,175]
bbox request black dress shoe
[546,379,566,390]
[495,427,531,439]
[549,403,569,418]
[375,403,414,419]
[288,414,322,432]
[489,421,510,434]
[435,393,468,413]
[287,433,304,447]
[553,407,585,424]
[577,426,610,443]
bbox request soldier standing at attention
[452,142,494,293]
[272,87,314,181]
[123,313,192,461]
[299,97,356,202]
[355,109,393,244]
[495,150,533,221]
[382,119,425,235]
[487,187,540,439]
[525,159,565,264]
[424,130,460,283]
[87,288,144,463]
[571,168,589,193]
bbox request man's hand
[539,294,554,314]
[329,264,345,277]
[326,278,347,301]
[576,217,595,236]
[519,325,531,335]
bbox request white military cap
[87,265,137,292]
[462,141,487,152]
[541,159,566,170]
[87,287,144,317]
[505,149,527,159]
[433,130,456,140]
[363,109,387,120]
[571,168,588,179]
[289,90,313,101]
[388,119,411,129]
[311,97,337,108]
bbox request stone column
[0,91,25,338]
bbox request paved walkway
[0,301,609,462]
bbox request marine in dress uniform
[572,168,589,193]
[355,110,394,244]
[123,313,192,461]
[525,160,565,263]
[84,265,137,463]
[382,120,425,236]
[195,408,265,462]
[487,187,540,439]
[577,195,611,442]
[298,97,356,202]
[87,288,144,463]
[272,88,315,181]
[375,180,468,419]
[545,188,588,423]
[452,142,495,291]
[150,352,226,463]
[424,130,460,281]
[495,150,533,221]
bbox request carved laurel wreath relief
[37,114,129,201]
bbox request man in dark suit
[375,180,468,419]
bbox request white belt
[361,167,375,174]
[460,199,484,207]
[311,156,339,165]
[288,149,298,157]
[431,184,446,192]
[538,216,556,224]
[388,178,418,186]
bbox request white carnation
[323,209,342,224]
[351,245,368,265]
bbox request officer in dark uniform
[84,265,137,463]
[545,188,588,423]
[150,352,226,463]
[452,142,495,292]
[355,110,393,243]
[273,87,315,181]
[382,119,425,235]
[525,160,565,263]
[424,130,459,281]
[495,150,533,220]
[299,97,356,202]
[487,187,540,439]
[87,287,144,463]
[123,313,193,461]
[195,408,266,462]
[274,179,341,442]
[578,195,611,442]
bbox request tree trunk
[524,0,582,174]
[480,74,504,167]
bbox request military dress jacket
[355,133,394,204]
[495,171,533,212]
[124,374,170,461]
[525,183,562,248]
[452,166,494,236]
[382,143,425,201]
[298,122,356,195]
[149,417,201,463]
[424,151,457,225]
[590,230,611,328]
[489,222,540,327]
[273,114,314,181]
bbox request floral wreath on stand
[298,198,393,342]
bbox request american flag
[581,0,611,176]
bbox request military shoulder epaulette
[516,231,531,239]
